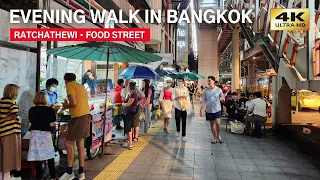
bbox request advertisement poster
[91,114,103,150]
[104,109,113,143]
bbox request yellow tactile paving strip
[94,120,163,180]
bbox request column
[198,26,219,87]
[232,24,240,92]
[271,76,279,128]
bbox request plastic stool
[250,122,266,138]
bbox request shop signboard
[104,109,113,142]
[91,114,103,149]
[177,21,188,63]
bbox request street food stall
[56,79,114,161]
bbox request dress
[160,89,173,118]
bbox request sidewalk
[95,102,320,180]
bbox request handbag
[181,98,191,110]
[139,111,145,122]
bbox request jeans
[175,108,187,137]
[141,105,151,133]
[35,158,55,180]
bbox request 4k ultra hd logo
[270,8,310,30]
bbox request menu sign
[104,109,113,143]
[91,114,103,149]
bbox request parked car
[291,90,320,111]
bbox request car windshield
[302,92,320,96]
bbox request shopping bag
[156,109,162,120]
[181,98,191,110]
[139,111,145,122]
[230,121,245,134]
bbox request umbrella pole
[100,48,113,158]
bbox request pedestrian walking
[159,80,173,134]
[27,92,57,180]
[200,76,225,144]
[173,78,190,142]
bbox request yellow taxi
[291,90,320,110]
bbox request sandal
[211,139,217,144]
[122,143,133,150]
[133,138,138,142]
[218,137,224,143]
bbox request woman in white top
[173,78,190,142]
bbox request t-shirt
[125,92,138,113]
[248,98,267,117]
[0,98,20,137]
[41,89,58,106]
[113,86,122,104]
[201,86,225,113]
[66,81,90,118]
[29,106,56,131]
[238,97,248,108]
[188,87,195,96]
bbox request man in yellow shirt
[60,73,90,180]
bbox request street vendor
[113,79,125,130]
[42,78,59,107]
[60,73,90,180]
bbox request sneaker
[182,137,187,142]
[59,173,75,180]
[76,172,85,180]
[175,132,180,136]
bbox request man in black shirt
[225,92,240,121]
[188,84,195,108]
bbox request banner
[104,109,113,143]
[91,114,103,150]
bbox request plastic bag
[156,109,162,120]
[139,112,145,122]
[230,121,245,134]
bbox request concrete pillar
[271,75,279,128]
[272,76,292,128]
[232,24,240,92]
[198,26,219,87]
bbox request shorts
[124,112,134,134]
[66,114,90,141]
[133,105,141,127]
[206,111,222,121]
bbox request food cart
[55,79,114,161]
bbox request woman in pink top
[139,79,152,133]
[159,80,173,134]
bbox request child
[28,92,57,180]
[0,84,21,180]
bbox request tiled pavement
[117,106,320,180]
